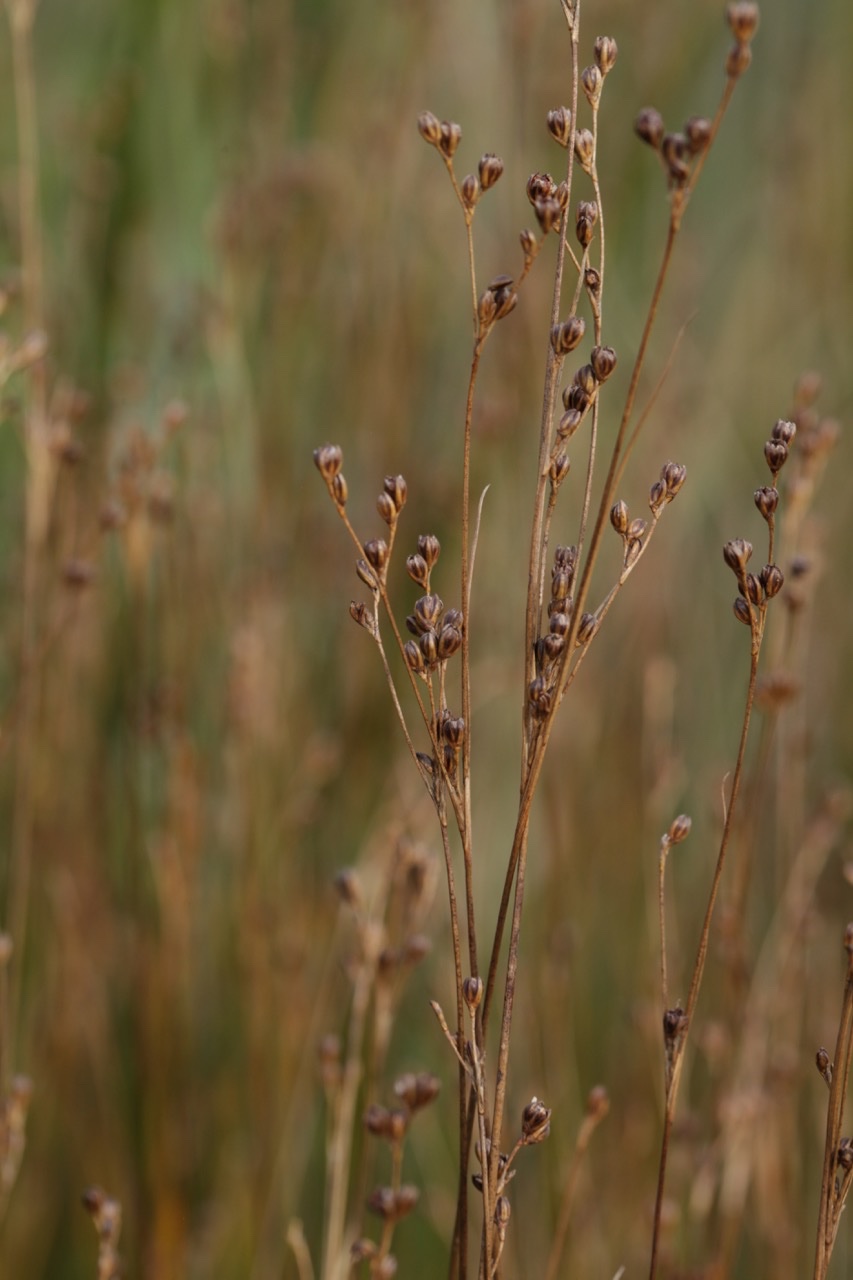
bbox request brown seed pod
[581,64,602,107]
[331,473,348,507]
[521,1097,552,1144]
[685,116,712,154]
[594,35,618,74]
[590,345,617,381]
[550,316,586,355]
[527,171,556,205]
[723,539,753,574]
[726,2,759,43]
[463,975,484,1011]
[726,42,752,77]
[406,553,429,587]
[764,439,789,474]
[535,197,562,234]
[439,120,462,158]
[733,597,753,626]
[577,612,597,645]
[364,539,389,571]
[313,443,343,480]
[635,107,664,150]
[461,173,480,212]
[574,128,594,171]
[610,500,629,535]
[417,534,441,567]
[549,453,571,485]
[760,563,784,598]
[417,111,442,146]
[558,408,583,441]
[376,491,396,524]
[519,227,538,260]
[546,106,572,147]
[771,418,797,444]
[478,152,504,190]
[662,461,687,497]
[668,814,692,844]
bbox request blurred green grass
[0,0,851,1276]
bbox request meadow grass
[0,2,851,1278]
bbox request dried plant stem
[460,340,484,980]
[522,7,579,739]
[322,920,383,1280]
[5,0,50,1072]
[648,647,762,1280]
[658,837,671,1011]
[543,1105,606,1280]
[813,928,853,1280]
[287,1220,317,1280]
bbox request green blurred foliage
[0,0,850,1277]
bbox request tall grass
[0,1,850,1278]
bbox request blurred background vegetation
[0,0,851,1276]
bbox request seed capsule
[610,500,629,535]
[662,461,687,497]
[495,1196,511,1227]
[527,171,556,205]
[415,593,443,629]
[635,107,664,150]
[590,345,617,381]
[594,35,618,74]
[581,64,602,107]
[550,316,586,355]
[667,814,692,844]
[438,624,462,660]
[733,597,752,626]
[558,408,583,440]
[461,173,480,211]
[726,42,752,76]
[771,418,797,444]
[754,486,778,520]
[574,128,594,171]
[377,492,396,524]
[520,227,538,259]
[364,539,388,571]
[406,554,429,587]
[417,111,442,146]
[356,559,379,590]
[404,640,425,673]
[313,443,343,480]
[463,976,484,1010]
[549,453,570,485]
[726,2,759,43]
[383,473,407,508]
[535,197,562,234]
[418,534,441,567]
[685,116,712,154]
[542,633,565,662]
[764,439,789,474]
[723,539,753,574]
[584,266,601,295]
[478,152,504,190]
[331,473,348,506]
[420,630,438,666]
[760,563,784,598]
[577,612,597,645]
[439,120,462,158]
[546,106,572,147]
[521,1097,552,1144]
